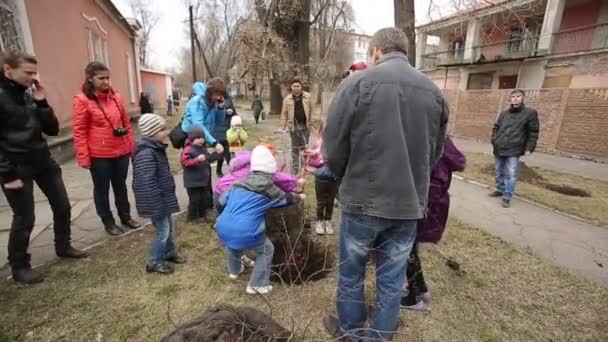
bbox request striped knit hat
[138,113,166,138]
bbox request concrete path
[0,159,194,276]
[450,178,608,285]
[452,137,608,182]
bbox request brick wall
[322,87,608,158]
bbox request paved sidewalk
[0,155,196,277]
[452,137,608,182]
[450,178,608,285]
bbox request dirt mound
[160,305,292,342]
[482,162,591,198]
[266,203,335,284]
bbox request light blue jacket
[181,82,218,145]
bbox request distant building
[140,68,173,109]
[416,0,608,90]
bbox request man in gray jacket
[322,28,448,341]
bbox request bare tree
[130,0,159,67]
[394,0,416,67]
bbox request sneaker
[146,262,175,274]
[324,221,335,235]
[488,190,503,197]
[228,264,245,280]
[400,298,427,311]
[246,284,273,295]
[315,221,326,235]
[323,315,342,338]
[241,255,255,267]
[502,199,511,208]
[421,291,432,303]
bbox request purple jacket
[214,151,298,196]
[417,136,466,243]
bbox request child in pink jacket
[305,124,338,235]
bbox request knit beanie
[250,145,277,174]
[189,125,204,139]
[138,114,166,138]
[510,89,525,97]
[231,115,243,127]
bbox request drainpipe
[515,59,524,88]
[444,66,449,90]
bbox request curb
[453,174,608,229]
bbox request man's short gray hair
[368,27,408,56]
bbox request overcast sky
[111,0,454,71]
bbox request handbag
[169,117,188,149]
[261,111,266,120]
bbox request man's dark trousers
[1,159,71,270]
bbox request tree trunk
[394,0,416,67]
[269,74,283,115]
[295,0,312,90]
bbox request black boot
[103,217,126,236]
[12,268,44,284]
[121,218,141,229]
[57,246,89,259]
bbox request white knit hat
[231,115,243,127]
[138,113,166,138]
[251,145,277,174]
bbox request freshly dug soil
[482,162,591,198]
[265,203,335,284]
[160,305,292,342]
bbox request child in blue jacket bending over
[216,145,303,295]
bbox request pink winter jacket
[214,151,298,196]
[307,138,324,168]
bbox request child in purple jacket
[401,136,466,311]
[213,150,301,208]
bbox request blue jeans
[337,212,417,341]
[224,233,274,287]
[148,215,176,267]
[495,156,520,201]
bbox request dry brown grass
[1,213,607,341]
[459,152,608,227]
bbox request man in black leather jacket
[489,89,540,208]
[0,50,88,284]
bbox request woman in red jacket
[72,62,140,236]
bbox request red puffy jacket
[72,89,135,168]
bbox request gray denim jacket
[323,52,448,220]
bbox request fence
[444,88,608,157]
[322,87,608,158]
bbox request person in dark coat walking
[213,95,237,177]
[140,92,154,114]
[132,114,185,275]
[181,126,220,222]
[489,89,540,208]
[0,50,88,284]
[251,95,263,124]
[400,136,466,310]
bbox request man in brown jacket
[281,79,314,173]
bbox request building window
[126,52,136,104]
[0,4,23,51]
[88,30,109,65]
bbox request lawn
[1,174,607,342]
[459,152,608,227]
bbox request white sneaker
[324,221,335,235]
[241,255,255,267]
[228,264,245,280]
[315,221,326,235]
[246,285,273,295]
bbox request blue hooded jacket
[181,82,219,145]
